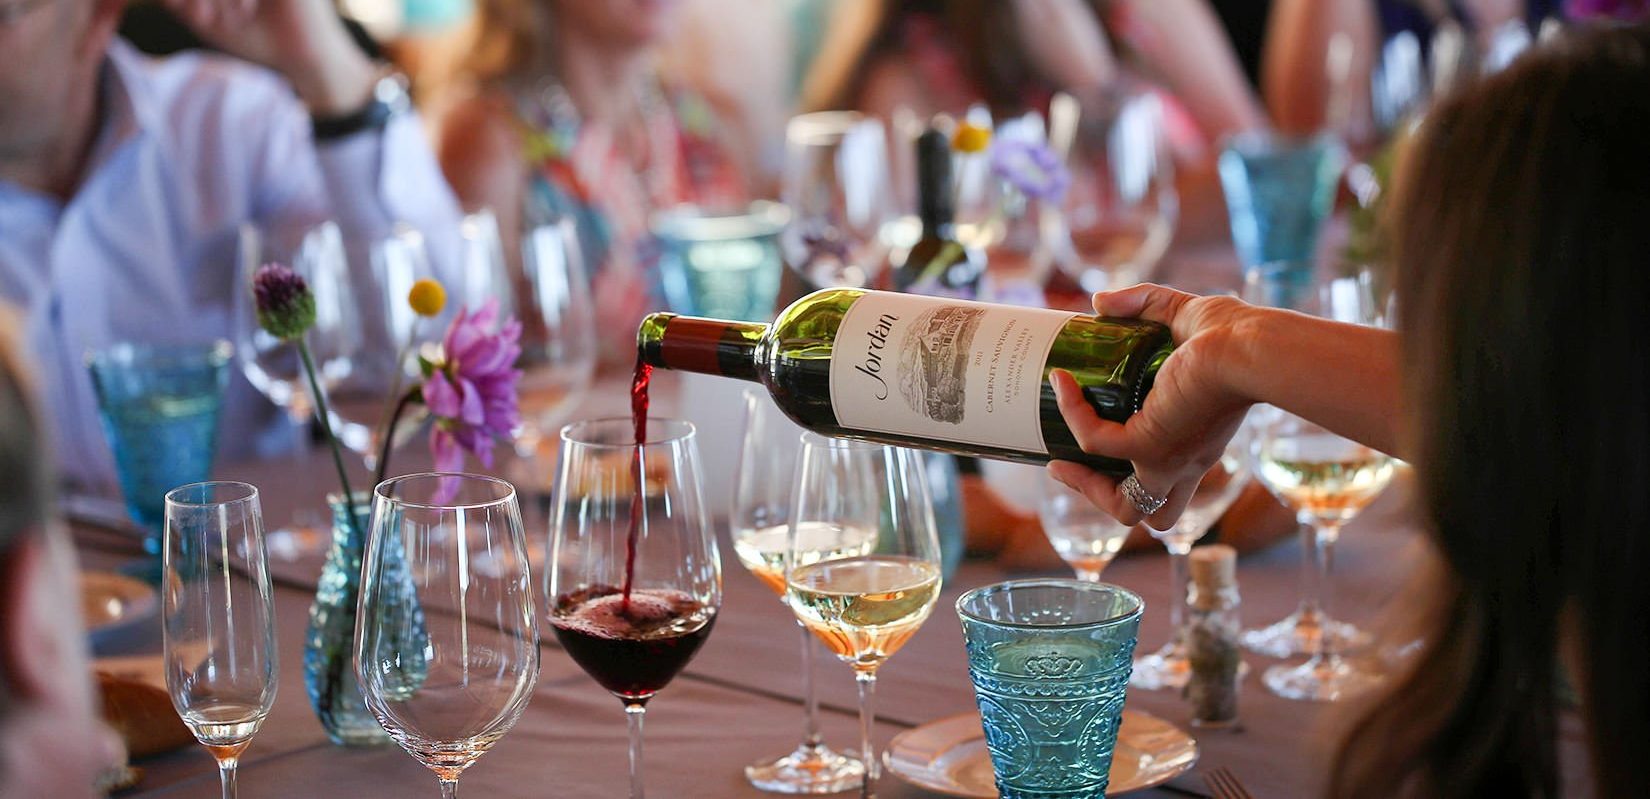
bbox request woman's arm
[1048,283,1403,528]
[1261,0,1378,135]
[435,91,527,269]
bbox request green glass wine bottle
[638,288,1171,477]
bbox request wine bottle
[893,127,982,296]
[638,288,1172,477]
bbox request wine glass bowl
[163,481,278,799]
[781,111,896,289]
[355,473,540,796]
[550,417,721,798]
[1037,473,1134,582]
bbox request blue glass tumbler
[87,341,232,555]
[957,580,1144,799]
[1217,132,1345,309]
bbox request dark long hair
[1333,22,1650,797]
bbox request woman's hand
[1047,283,1257,529]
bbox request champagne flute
[781,111,896,288]
[731,390,867,793]
[355,473,540,798]
[785,437,942,799]
[1047,84,1179,293]
[163,482,277,799]
[1240,272,1384,657]
[1037,473,1133,581]
[549,418,721,799]
[1130,428,1252,690]
[233,221,360,559]
[1252,406,1395,701]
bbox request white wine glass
[163,481,278,799]
[1251,406,1394,701]
[781,111,896,288]
[1130,428,1252,690]
[549,418,721,799]
[1046,84,1178,294]
[355,473,540,798]
[1240,272,1385,658]
[1037,473,1133,581]
[785,436,942,799]
[233,222,360,559]
[731,390,866,793]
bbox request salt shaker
[1184,544,1242,728]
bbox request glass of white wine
[1251,405,1396,701]
[163,482,278,799]
[785,436,942,799]
[1131,427,1252,690]
[731,390,867,793]
[1037,472,1133,581]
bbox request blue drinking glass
[655,201,791,322]
[1217,132,1345,308]
[957,580,1144,799]
[87,341,232,554]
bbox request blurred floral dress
[512,78,745,363]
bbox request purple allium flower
[990,139,1072,202]
[423,299,523,475]
[1566,0,1650,20]
[252,263,316,341]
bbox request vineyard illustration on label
[897,306,984,424]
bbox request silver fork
[1203,766,1255,799]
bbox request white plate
[81,571,158,647]
[884,709,1198,797]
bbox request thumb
[1092,283,1196,335]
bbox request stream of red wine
[623,354,653,612]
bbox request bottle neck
[638,313,765,382]
[915,129,954,239]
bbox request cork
[1189,544,1237,591]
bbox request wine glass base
[1263,656,1384,702]
[1131,641,1250,691]
[745,742,866,794]
[1240,610,1372,658]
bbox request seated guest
[1054,23,1650,796]
[437,0,750,364]
[0,317,123,799]
[0,0,463,491]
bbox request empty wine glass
[1130,427,1252,690]
[234,221,360,560]
[1241,272,1386,659]
[1047,84,1179,293]
[355,473,540,798]
[731,390,866,793]
[513,217,597,460]
[781,111,896,288]
[163,482,277,799]
[1037,473,1133,581]
[549,418,721,799]
[785,437,941,799]
[1251,406,1395,701]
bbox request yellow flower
[952,122,992,154]
[408,279,447,318]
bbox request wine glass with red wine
[549,417,722,799]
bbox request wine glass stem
[855,671,879,798]
[1166,541,1192,647]
[439,778,459,799]
[218,758,238,799]
[626,702,647,799]
[1295,522,1322,624]
[799,622,824,749]
[1074,566,1103,583]
[1311,521,1342,662]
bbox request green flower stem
[372,321,421,471]
[374,388,420,488]
[297,341,362,542]
[913,240,966,287]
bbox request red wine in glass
[551,586,716,700]
[625,355,652,609]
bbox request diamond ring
[1121,474,1168,516]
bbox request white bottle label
[829,292,1076,455]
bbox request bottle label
[829,292,1076,454]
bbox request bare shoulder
[434,88,525,210]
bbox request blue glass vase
[303,493,427,745]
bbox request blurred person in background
[801,0,1266,241]
[0,0,463,491]
[1052,23,1650,796]
[0,315,124,799]
[437,0,751,365]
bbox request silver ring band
[1121,474,1168,516]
